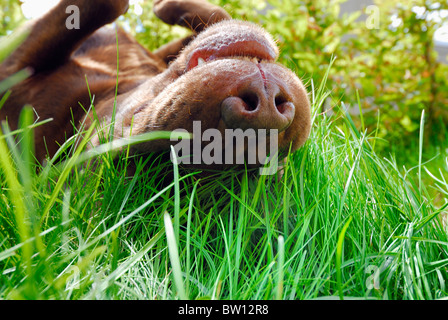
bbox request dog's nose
[221,76,295,133]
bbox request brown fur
[0,0,311,169]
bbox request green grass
[1,74,448,300]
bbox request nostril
[240,92,259,112]
[274,94,289,114]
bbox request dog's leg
[1,0,129,77]
[153,0,231,33]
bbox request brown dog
[0,0,311,170]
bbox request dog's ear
[153,0,231,33]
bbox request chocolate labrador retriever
[0,0,311,170]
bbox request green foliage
[263,0,448,154]
[119,2,190,51]
[0,0,24,36]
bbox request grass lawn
[1,68,448,300]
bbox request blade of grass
[164,212,187,300]
[0,26,29,63]
[336,215,353,300]
[98,229,164,293]
[0,68,32,94]
[356,90,365,133]
[170,146,180,245]
[0,119,32,270]
[108,28,120,141]
[186,180,200,297]
[418,109,425,193]
[275,235,285,300]
[40,121,98,224]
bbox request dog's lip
[186,38,277,71]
